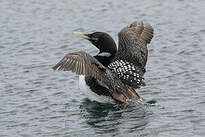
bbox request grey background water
[1,0,205,136]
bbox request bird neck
[94,53,115,67]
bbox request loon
[52,21,154,103]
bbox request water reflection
[80,99,153,135]
[79,99,121,133]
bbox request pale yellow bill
[73,32,90,40]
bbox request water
[1,0,205,136]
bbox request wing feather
[117,21,154,68]
[52,51,140,102]
[111,21,154,88]
[53,51,106,79]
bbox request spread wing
[52,51,140,102]
[116,21,154,68]
[109,21,154,88]
[52,51,106,81]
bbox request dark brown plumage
[52,51,140,103]
[116,21,154,68]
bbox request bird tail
[127,87,140,99]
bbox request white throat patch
[97,52,111,57]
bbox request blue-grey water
[1,0,205,136]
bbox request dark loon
[52,21,154,103]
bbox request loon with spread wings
[53,21,154,103]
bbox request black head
[74,31,117,66]
[86,32,116,54]
[74,32,117,56]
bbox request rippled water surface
[1,0,205,136]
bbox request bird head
[74,31,117,58]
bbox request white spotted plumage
[108,60,145,87]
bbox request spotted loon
[53,21,154,103]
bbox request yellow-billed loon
[52,21,154,103]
